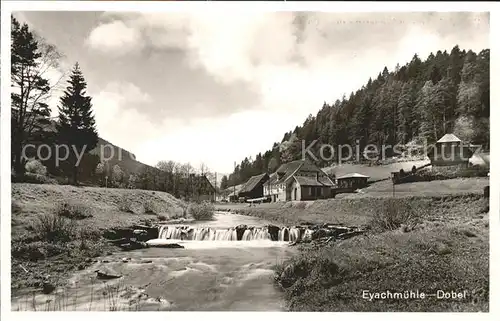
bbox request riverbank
[11,183,187,294]
[216,192,487,227]
[218,193,489,311]
[11,183,490,311]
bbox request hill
[25,119,159,185]
[224,45,490,187]
[89,136,155,175]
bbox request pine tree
[220,175,229,190]
[417,81,435,142]
[397,81,416,143]
[280,133,301,163]
[431,77,455,136]
[56,63,98,185]
[476,49,490,118]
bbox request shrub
[157,214,168,221]
[12,241,67,261]
[188,202,215,221]
[15,173,58,185]
[118,196,135,213]
[274,254,341,291]
[395,166,489,184]
[56,201,94,220]
[370,198,428,232]
[25,159,47,176]
[143,199,159,214]
[295,202,307,209]
[76,226,102,250]
[30,213,76,243]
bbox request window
[308,187,312,195]
[318,187,322,196]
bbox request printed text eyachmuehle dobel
[362,290,468,301]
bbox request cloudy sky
[14,11,489,174]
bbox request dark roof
[275,160,304,174]
[191,175,215,191]
[276,161,305,184]
[271,160,335,186]
[239,173,269,194]
[318,176,335,186]
[262,172,278,186]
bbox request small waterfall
[157,225,318,242]
[288,228,301,242]
[153,224,362,246]
[158,226,273,241]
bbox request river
[12,212,297,311]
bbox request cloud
[100,81,152,104]
[83,12,489,172]
[86,20,144,55]
[91,81,159,151]
[135,108,303,173]
[87,12,489,119]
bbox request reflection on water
[12,212,296,311]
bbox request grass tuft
[30,213,76,243]
[370,198,430,232]
[56,201,94,220]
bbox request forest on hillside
[221,46,490,190]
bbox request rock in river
[267,225,280,241]
[146,239,185,249]
[95,269,122,280]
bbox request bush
[157,214,168,221]
[370,198,428,232]
[295,202,307,209]
[25,159,47,176]
[274,254,342,291]
[188,202,215,221]
[56,201,93,220]
[30,213,76,243]
[118,196,135,213]
[14,173,58,185]
[143,199,159,214]
[395,166,489,184]
[12,241,67,261]
[76,226,102,250]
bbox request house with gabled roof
[263,160,335,202]
[238,173,269,200]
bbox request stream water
[12,212,297,311]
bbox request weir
[157,225,311,242]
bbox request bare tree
[11,16,66,176]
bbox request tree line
[93,160,217,200]
[221,45,490,189]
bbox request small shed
[336,173,370,190]
[427,134,474,167]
